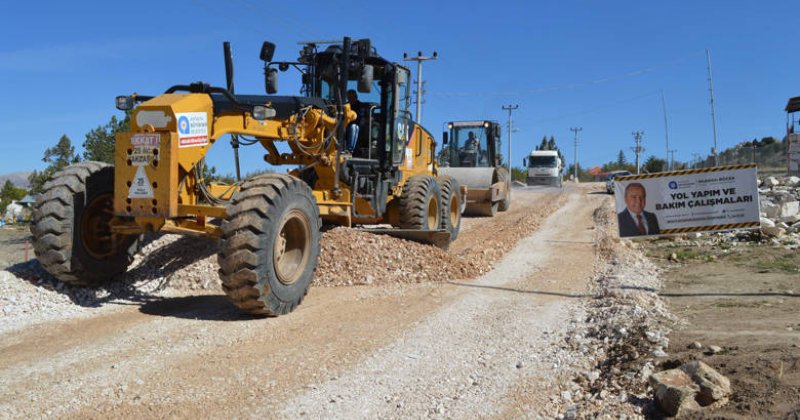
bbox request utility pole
[668,149,677,171]
[749,142,758,164]
[631,131,644,174]
[403,50,437,124]
[692,153,703,169]
[570,127,583,182]
[661,89,670,171]
[502,105,519,184]
[706,49,719,167]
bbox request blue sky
[1,1,797,175]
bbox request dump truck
[438,120,510,216]
[30,37,462,316]
[524,150,562,187]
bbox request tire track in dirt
[0,187,570,418]
[277,188,606,418]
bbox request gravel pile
[315,228,483,287]
[0,192,566,333]
[552,205,678,418]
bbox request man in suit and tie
[618,182,660,237]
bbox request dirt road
[0,184,610,418]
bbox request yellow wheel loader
[438,121,510,217]
[30,37,461,316]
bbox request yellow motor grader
[30,37,462,316]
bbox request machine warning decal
[128,166,154,199]
[176,112,209,148]
[406,147,413,170]
[130,133,160,166]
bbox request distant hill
[0,172,31,189]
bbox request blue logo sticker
[178,116,190,135]
[668,181,678,190]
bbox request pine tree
[43,134,80,169]
[536,136,548,151]
[643,155,667,174]
[83,113,130,163]
[28,134,81,193]
[616,150,627,166]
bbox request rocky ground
[0,181,798,418]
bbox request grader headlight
[115,95,134,111]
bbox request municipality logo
[178,116,190,135]
[668,181,678,190]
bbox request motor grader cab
[438,120,510,216]
[30,37,462,316]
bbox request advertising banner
[614,164,760,237]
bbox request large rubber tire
[437,175,461,241]
[398,175,442,231]
[218,174,321,316]
[30,162,139,286]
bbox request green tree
[565,163,592,182]
[0,180,28,214]
[83,113,130,163]
[44,134,80,168]
[28,134,81,193]
[600,160,636,173]
[643,155,667,174]
[534,136,545,151]
[616,150,627,166]
[511,166,527,182]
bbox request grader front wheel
[30,162,139,286]
[218,174,321,316]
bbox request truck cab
[524,150,562,187]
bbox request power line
[429,52,700,98]
[570,127,583,181]
[533,90,661,123]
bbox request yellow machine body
[111,90,437,236]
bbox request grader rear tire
[399,175,442,231]
[437,176,461,241]
[218,174,321,316]
[30,162,139,286]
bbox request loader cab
[440,121,501,168]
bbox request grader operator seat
[350,101,379,158]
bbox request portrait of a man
[617,182,660,237]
